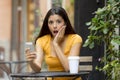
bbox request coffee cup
[68,56,80,73]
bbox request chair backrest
[79,56,93,72]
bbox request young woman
[26,7,82,80]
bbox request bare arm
[53,26,82,71]
[25,44,44,72]
[53,42,82,72]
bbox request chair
[0,47,11,79]
[79,56,93,80]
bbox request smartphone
[25,42,34,52]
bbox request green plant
[83,0,120,80]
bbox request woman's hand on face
[25,48,36,62]
[53,25,66,44]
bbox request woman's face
[48,14,65,37]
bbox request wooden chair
[79,56,93,80]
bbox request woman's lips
[53,30,58,34]
[53,30,58,36]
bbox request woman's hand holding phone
[25,48,36,62]
[25,42,36,62]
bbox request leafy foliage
[83,0,120,80]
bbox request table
[10,71,90,80]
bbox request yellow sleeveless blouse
[36,34,82,80]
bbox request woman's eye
[48,21,53,24]
[57,20,61,24]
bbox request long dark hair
[35,7,75,44]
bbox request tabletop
[10,71,90,80]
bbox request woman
[26,7,82,80]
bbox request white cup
[68,56,80,73]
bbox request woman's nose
[53,23,57,29]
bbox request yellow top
[36,34,82,80]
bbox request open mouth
[53,30,58,34]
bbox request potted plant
[83,0,120,80]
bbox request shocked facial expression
[48,14,65,37]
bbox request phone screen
[25,42,34,51]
